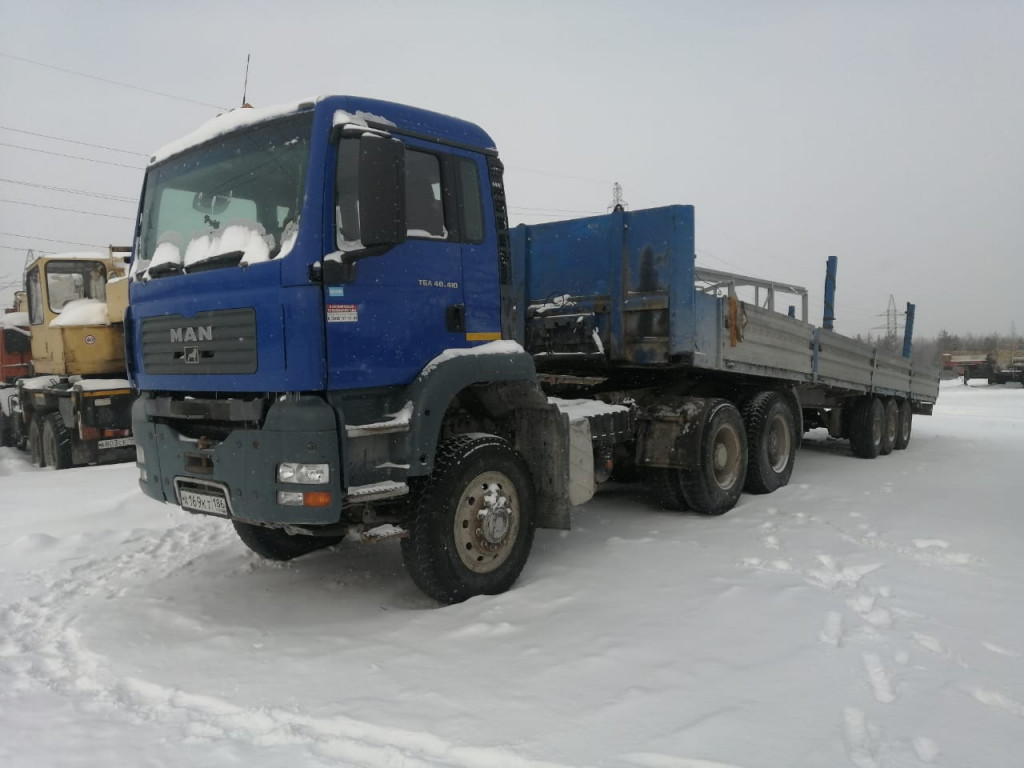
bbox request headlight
[277,462,330,484]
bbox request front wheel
[232,521,342,561]
[401,435,535,604]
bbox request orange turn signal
[303,492,332,507]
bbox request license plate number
[98,436,136,450]
[179,489,229,516]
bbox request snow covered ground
[1,380,1022,768]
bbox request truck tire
[678,400,747,516]
[401,434,535,604]
[880,398,898,456]
[0,413,10,447]
[28,417,45,467]
[646,467,689,511]
[849,397,883,459]
[42,413,73,470]
[232,521,342,561]
[742,391,797,494]
[894,399,912,450]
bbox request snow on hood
[49,299,110,328]
[150,97,319,165]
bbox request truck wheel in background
[42,413,73,470]
[742,391,797,494]
[28,417,45,467]
[880,398,899,456]
[849,397,884,459]
[894,399,912,450]
[679,400,747,516]
[232,521,343,561]
[401,434,535,604]
[0,413,10,447]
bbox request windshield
[134,112,313,278]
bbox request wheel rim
[453,470,520,574]
[765,413,792,473]
[712,423,743,490]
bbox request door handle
[446,304,466,333]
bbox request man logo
[184,346,200,364]
[170,326,213,343]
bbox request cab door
[324,137,466,391]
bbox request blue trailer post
[823,255,838,331]
[903,302,915,359]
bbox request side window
[26,268,43,325]
[405,150,446,239]
[457,158,484,243]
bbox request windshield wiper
[145,261,184,279]
[185,250,246,274]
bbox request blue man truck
[127,96,939,603]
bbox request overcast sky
[1,0,1021,339]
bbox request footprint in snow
[842,706,880,768]
[819,611,843,647]
[981,641,1019,658]
[803,555,883,591]
[862,653,897,703]
[969,687,1024,717]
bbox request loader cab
[25,253,128,376]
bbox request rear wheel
[679,400,747,515]
[401,435,535,604]
[232,521,342,561]
[880,398,898,456]
[646,467,688,511]
[28,417,45,467]
[849,397,883,459]
[42,413,74,470]
[742,391,797,494]
[894,399,912,450]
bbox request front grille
[141,308,257,375]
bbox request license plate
[98,436,136,450]
[179,488,229,516]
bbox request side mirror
[358,135,406,247]
[192,191,231,215]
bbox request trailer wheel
[0,413,10,448]
[894,399,912,450]
[401,434,535,604]
[742,392,797,494]
[678,400,747,516]
[232,521,342,561]
[28,417,45,467]
[880,398,898,456]
[849,397,883,459]
[42,413,73,470]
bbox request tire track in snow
[0,520,572,768]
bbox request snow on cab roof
[149,95,497,166]
[150,96,319,165]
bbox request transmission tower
[608,182,628,212]
[886,294,898,341]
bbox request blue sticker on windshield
[328,287,345,297]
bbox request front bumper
[132,394,344,525]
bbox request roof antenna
[241,54,252,108]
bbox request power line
[0,198,134,220]
[0,177,137,203]
[0,51,227,111]
[0,125,148,157]
[0,231,110,248]
[0,141,144,169]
